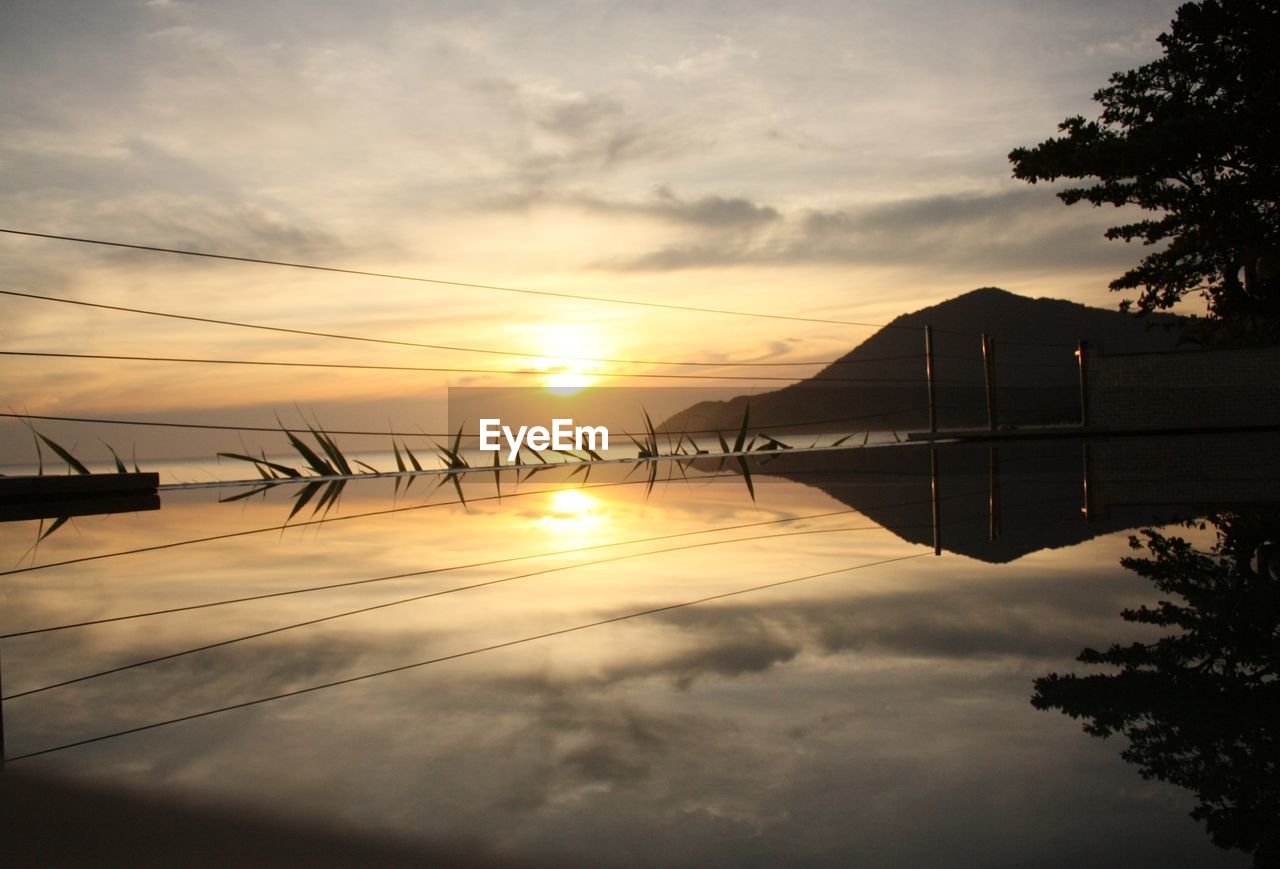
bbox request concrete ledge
[0,473,161,521]
[0,472,159,499]
[0,492,161,521]
[906,423,1280,443]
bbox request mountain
[660,287,1182,435]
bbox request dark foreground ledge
[906,423,1280,443]
[0,472,160,521]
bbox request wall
[1084,344,1280,431]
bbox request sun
[524,324,606,395]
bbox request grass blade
[732,402,751,454]
[312,428,352,476]
[313,479,346,517]
[32,428,44,475]
[449,473,467,509]
[403,442,423,472]
[219,483,277,503]
[492,450,502,501]
[37,434,90,475]
[287,481,324,521]
[103,442,128,473]
[283,429,335,476]
[736,456,756,502]
[218,452,302,478]
[39,515,70,541]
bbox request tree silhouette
[1010,0,1280,324]
[1033,511,1280,865]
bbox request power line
[0,231,1080,347]
[1,350,943,384]
[0,290,919,369]
[0,505,871,638]
[0,463,942,580]
[0,228,911,329]
[3,551,928,762]
[0,474,665,579]
[1,466,880,579]
[4,522,907,699]
[0,407,932,440]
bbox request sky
[0,0,1187,462]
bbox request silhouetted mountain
[662,287,1182,435]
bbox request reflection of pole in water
[931,447,941,555]
[988,446,1001,541]
[1,644,5,768]
[1081,442,1092,522]
[981,333,998,431]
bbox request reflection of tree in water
[1033,511,1280,866]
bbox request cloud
[648,34,759,79]
[596,186,1137,274]
[486,186,780,230]
[472,78,692,183]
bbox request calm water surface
[3,434,1275,866]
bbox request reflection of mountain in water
[754,432,1280,563]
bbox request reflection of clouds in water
[2,468,1237,867]
[10,550,1146,757]
[11,546,1224,867]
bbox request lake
[2,431,1275,866]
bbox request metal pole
[925,325,937,433]
[930,447,941,556]
[1077,340,1089,428]
[981,333,998,432]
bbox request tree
[1009,0,1280,323]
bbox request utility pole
[925,325,937,433]
[981,333,998,431]
[1076,340,1089,427]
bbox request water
[2,432,1275,866]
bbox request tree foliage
[1010,0,1280,322]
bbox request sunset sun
[527,324,606,395]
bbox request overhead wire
[3,521,918,699]
[4,495,1092,757]
[0,228,1077,345]
[0,228,913,329]
[1,350,968,384]
[1,482,1101,760]
[0,504,875,638]
[0,407,933,440]
[3,551,931,762]
[0,461,945,580]
[0,289,918,369]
